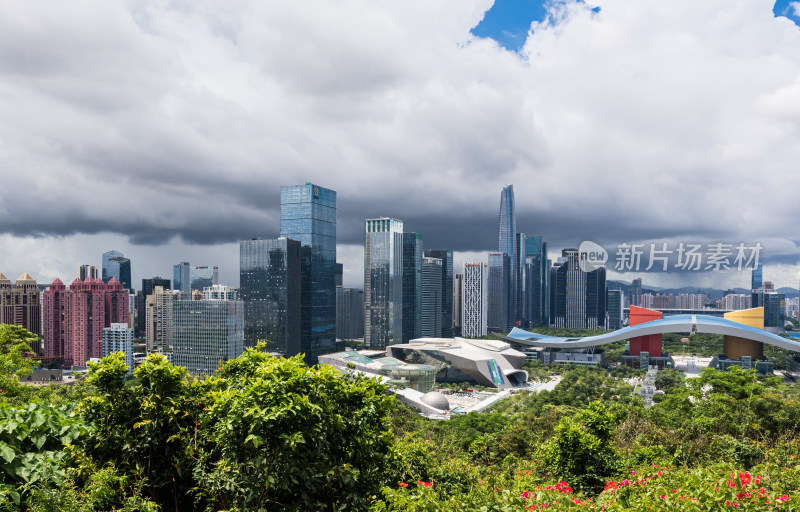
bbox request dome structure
[420,391,450,411]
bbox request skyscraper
[102,323,133,374]
[364,218,403,349]
[173,262,190,298]
[550,249,606,329]
[336,288,364,340]
[136,277,170,339]
[102,251,132,291]
[630,278,643,307]
[423,249,454,337]
[0,273,41,353]
[421,257,443,337]
[487,252,509,332]
[498,185,517,324]
[606,289,623,330]
[752,264,763,291]
[190,266,219,291]
[145,286,177,351]
[462,262,488,338]
[44,277,129,367]
[239,238,303,354]
[280,183,337,361]
[521,236,548,327]
[78,265,99,281]
[401,232,423,342]
[453,272,463,336]
[172,297,244,376]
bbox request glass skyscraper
[421,257,443,337]
[521,236,548,327]
[498,185,517,324]
[102,250,131,291]
[364,218,403,349]
[401,232,423,342]
[190,266,218,291]
[280,184,337,361]
[550,249,606,329]
[487,252,510,332]
[423,249,454,337]
[239,237,303,354]
[173,262,190,298]
[172,299,244,376]
[752,264,763,291]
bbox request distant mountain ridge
[607,280,799,300]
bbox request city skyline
[2,2,800,291]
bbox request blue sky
[473,0,800,52]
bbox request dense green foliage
[1,324,800,510]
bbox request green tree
[192,348,399,511]
[541,401,619,493]
[0,325,36,398]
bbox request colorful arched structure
[500,307,796,372]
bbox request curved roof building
[501,307,794,372]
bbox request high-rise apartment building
[364,218,403,349]
[421,257,443,337]
[550,249,606,329]
[453,272,463,336]
[172,297,244,376]
[280,184,337,361]
[173,262,190,298]
[136,277,170,338]
[423,249,454,337]
[487,253,509,332]
[102,251,132,291]
[336,288,364,340]
[462,263,488,338]
[44,277,129,367]
[78,265,99,281]
[401,232,423,342]
[145,286,178,351]
[102,323,133,374]
[498,185,517,325]
[239,238,303,354]
[190,266,218,291]
[0,273,41,352]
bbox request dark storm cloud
[1,0,800,293]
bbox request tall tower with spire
[498,185,517,327]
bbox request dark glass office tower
[423,249,454,337]
[136,277,171,338]
[522,236,548,327]
[421,257,443,337]
[402,233,423,342]
[280,184,337,361]
[498,185,517,324]
[487,252,509,332]
[365,218,403,349]
[102,251,132,291]
[173,262,190,298]
[190,266,218,291]
[751,264,763,291]
[240,238,303,354]
[606,289,622,330]
[550,249,606,329]
[336,288,364,340]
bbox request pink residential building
[43,277,129,367]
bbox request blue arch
[502,314,800,352]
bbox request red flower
[398,482,408,488]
